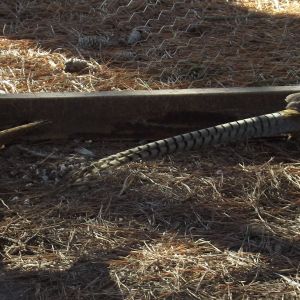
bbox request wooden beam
[1,86,300,140]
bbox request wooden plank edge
[0,86,300,140]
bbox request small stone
[59,164,67,173]
[127,29,142,45]
[75,147,95,157]
[64,59,90,74]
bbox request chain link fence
[1,0,300,91]
[72,0,300,89]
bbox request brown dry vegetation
[0,140,300,299]
[1,0,300,92]
[0,0,300,299]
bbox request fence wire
[1,0,300,91]
[70,0,300,89]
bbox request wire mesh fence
[70,0,300,89]
[1,0,300,92]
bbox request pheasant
[88,93,300,173]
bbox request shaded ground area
[0,139,299,299]
[0,0,300,92]
[0,1,300,299]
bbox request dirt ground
[0,139,299,299]
[0,0,300,299]
[1,0,300,92]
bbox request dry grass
[0,140,299,299]
[1,0,300,92]
[1,1,300,299]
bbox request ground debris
[0,139,299,299]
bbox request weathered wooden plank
[0,86,299,140]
